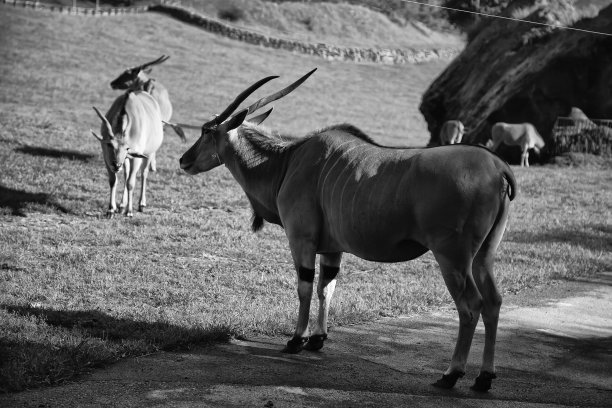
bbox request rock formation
[420,0,612,162]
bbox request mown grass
[1,5,611,393]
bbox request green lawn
[0,5,610,392]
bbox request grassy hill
[40,0,465,49]
[0,3,610,392]
[176,0,463,49]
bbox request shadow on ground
[0,305,234,393]
[507,223,612,252]
[14,146,95,162]
[0,185,71,216]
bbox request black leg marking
[432,370,465,389]
[303,333,327,351]
[321,264,339,281]
[471,371,496,392]
[282,336,308,354]
[298,266,315,283]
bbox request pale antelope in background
[92,90,163,217]
[487,122,545,167]
[179,70,517,392]
[110,55,186,152]
[439,120,466,145]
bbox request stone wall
[1,0,150,15]
[149,4,460,65]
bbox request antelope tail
[503,167,517,201]
[162,120,188,142]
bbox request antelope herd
[92,57,555,392]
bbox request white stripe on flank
[339,144,379,235]
[326,144,366,224]
[363,159,390,237]
[316,140,356,194]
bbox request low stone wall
[1,0,150,14]
[149,4,460,65]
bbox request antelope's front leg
[138,157,151,212]
[119,159,130,213]
[123,158,142,217]
[283,239,317,354]
[304,252,342,352]
[106,167,118,218]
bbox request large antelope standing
[110,55,186,152]
[487,122,545,167]
[180,71,517,392]
[92,90,163,217]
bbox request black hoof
[471,371,496,392]
[303,333,327,351]
[138,205,146,212]
[282,336,308,354]
[432,370,465,389]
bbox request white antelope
[439,120,466,145]
[91,90,163,217]
[180,71,517,392]
[487,122,545,167]
[110,55,186,146]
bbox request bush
[218,5,245,22]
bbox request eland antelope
[110,55,186,144]
[92,90,163,217]
[487,122,545,167]
[180,72,517,392]
[439,120,466,145]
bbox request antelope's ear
[90,129,103,142]
[226,109,248,131]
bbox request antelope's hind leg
[304,252,342,351]
[469,198,509,392]
[432,251,482,390]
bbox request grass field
[1,5,611,393]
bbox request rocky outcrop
[420,0,612,161]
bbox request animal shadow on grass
[0,185,71,216]
[2,304,233,349]
[15,145,95,162]
[506,224,612,252]
[0,305,234,392]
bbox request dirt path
[3,273,611,407]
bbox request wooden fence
[551,117,612,156]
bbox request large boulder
[420,0,612,162]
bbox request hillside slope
[162,0,465,49]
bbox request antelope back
[122,91,164,156]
